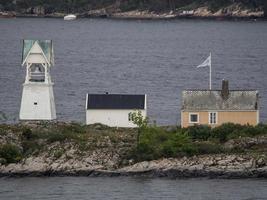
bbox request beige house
[181,80,259,127]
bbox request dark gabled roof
[86,94,146,110]
[182,90,259,111]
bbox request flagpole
[196,53,212,90]
[209,52,212,90]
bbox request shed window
[209,112,217,124]
[189,113,199,123]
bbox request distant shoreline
[1,11,265,21]
[6,15,266,22]
[15,14,266,21]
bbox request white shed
[86,94,147,127]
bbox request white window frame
[189,113,199,124]
[209,112,218,125]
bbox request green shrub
[211,123,267,142]
[0,124,9,135]
[180,143,198,156]
[134,126,165,161]
[53,149,65,159]
[21,127,34,140]
[46,132,71,143]
[130,126,197,161]
[194,141,224,154]
[185,125,211,141]
[0,144,22,164]
[59,123,86,134]
[211,123,243,142]
[135,140,160,161]
[21,141,42,156]
[161,139,177,157]
[0,158,7,165]
[249,123,267,136]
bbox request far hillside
[0,0,266,18]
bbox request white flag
[197,55,211,68]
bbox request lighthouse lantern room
[19,40,56,120]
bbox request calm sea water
[0,177,267,200]
[0,18,267,125]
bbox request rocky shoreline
[1,154,266,178]
[0,123,266,179]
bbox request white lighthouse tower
[19,40,56,120]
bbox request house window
[34,102,38,105]
[189,113,199,123]
[209,112,217,124]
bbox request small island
[0,121,266,178]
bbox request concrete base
[19,83,56,120]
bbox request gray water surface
[0,18,267,125]
[0,177,267,200]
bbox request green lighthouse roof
[22,40,54,66]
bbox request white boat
[64,14,77,21]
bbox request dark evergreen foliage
[264,0,267,18]
[0,0,264,13]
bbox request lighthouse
[19,40,56,120]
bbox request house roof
[182,90,259,111]
[22,40,54,65]
[86,94,146,110]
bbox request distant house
[86,93,147,127]
[181,80,259,127]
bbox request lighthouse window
[29,64,45,82]
[34,102,38,105]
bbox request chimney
[221,80,229,100]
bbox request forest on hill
[0,0,266,16]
